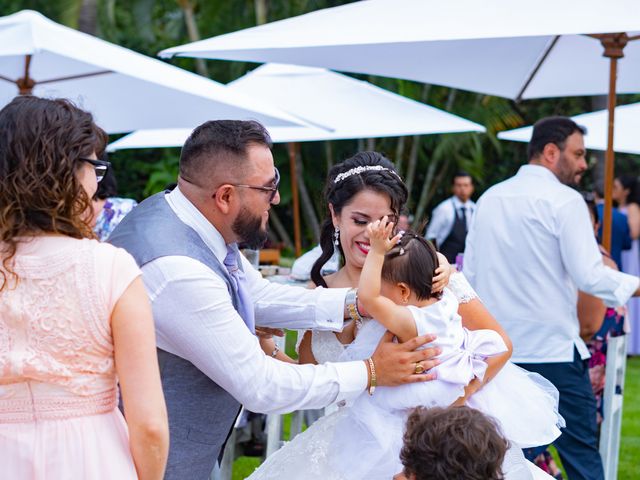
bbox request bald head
[179,120,272,187]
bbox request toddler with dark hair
[395,406,508,480]
[328,218,563,479]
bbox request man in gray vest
[109,120,440,480]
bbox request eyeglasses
[79,157,111,183]
[231,167,280,203]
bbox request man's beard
[557,153,583,187]
[232,206,269,249]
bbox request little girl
[329,217,564,479]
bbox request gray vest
[109,192,241,480]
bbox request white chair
[599,335,627,480]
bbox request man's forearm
[254,281,350,331]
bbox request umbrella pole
[288,142,302,257]
[17,55,35,95]
[601,55,617,252]
[599,34,628,252]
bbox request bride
[249,152,557,480]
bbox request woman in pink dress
[0,96,169,479]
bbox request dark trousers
[518,349,604,480]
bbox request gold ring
[414,362,425,374]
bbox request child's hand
[367,216,403,254]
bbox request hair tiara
[333,165,401,184]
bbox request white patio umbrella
[110,63,484,146]
[0,10,302,133]
[498,102,640,156]
[108,63,485,254]
[159,0,640,249]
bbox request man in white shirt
[109,120,439,480]
[425,172,475,263]
[464,117,640,480]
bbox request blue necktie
[224,245,255,333]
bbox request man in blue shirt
[594,187,631,267]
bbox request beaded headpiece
[333,165,401,184]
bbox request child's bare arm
[259,336,297,364]
[358,218,417,342]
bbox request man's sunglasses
[231,167,280,203]
[79,157,111,183]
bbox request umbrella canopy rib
[36,70,113,85]
[515,36,559,102]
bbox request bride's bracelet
[365,357,377,396]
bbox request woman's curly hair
[0,96,107,291]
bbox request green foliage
[0,0,77,20]
[107,144,181,200]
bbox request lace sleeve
[448,272,479,304]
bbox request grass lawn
[619,356,640,479]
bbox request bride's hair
[382,231,441,301]
[311,152,408,288]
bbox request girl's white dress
[249,274,562,480]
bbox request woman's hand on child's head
[432,252,451,292]
[367,216,403,254]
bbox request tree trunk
[296,149,321,243]
[445,88,457,111]
[413,155,452,229]
[269,210,293,250]
[366,138,376,151]
[413,154,441,226]
[405,135,420,205]
[395,136,406,176]
[424,159,451,213]
[177,0,208,77]
[404,84,431,205]
[324,140,334,171]
[78,0,98,34]
[254,0,268,25]
[357,138,365,152]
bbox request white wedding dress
[248,273,558,480]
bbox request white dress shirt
[464,165,639,363]
[425,196,475,247]
[141,187,367,413]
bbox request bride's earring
[333,227,340,247]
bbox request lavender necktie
[224,245,255,333]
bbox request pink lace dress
[0,236,141,479]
